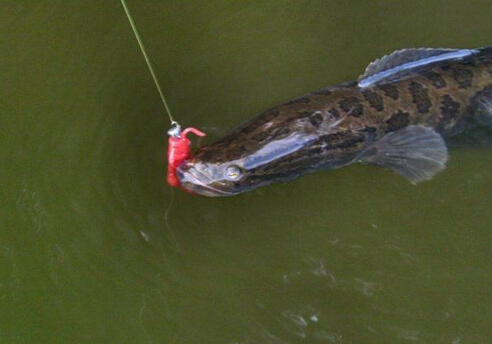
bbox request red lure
[167,126,206,187]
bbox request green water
[2,1,492,343]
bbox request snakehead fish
[176,47,492,196]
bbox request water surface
[1,1,492,343]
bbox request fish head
[176,122,319,196]
[176,136,307,196]
[177,134,312,196]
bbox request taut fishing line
[120,0,175,124]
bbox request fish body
[177,47,492,196]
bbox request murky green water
[2,1,492,343]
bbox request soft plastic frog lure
[166,123,206,188]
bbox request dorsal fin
[358,48,478,88]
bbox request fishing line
[120,0,176,125]
[120,0,183,250]
[163,187,180,252]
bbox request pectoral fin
[358,125,448,184]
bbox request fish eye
[225,165,243,181]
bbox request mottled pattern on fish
[178,47,492,196]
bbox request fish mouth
[176,162,234,197]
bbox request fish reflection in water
[178,47,492,196]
